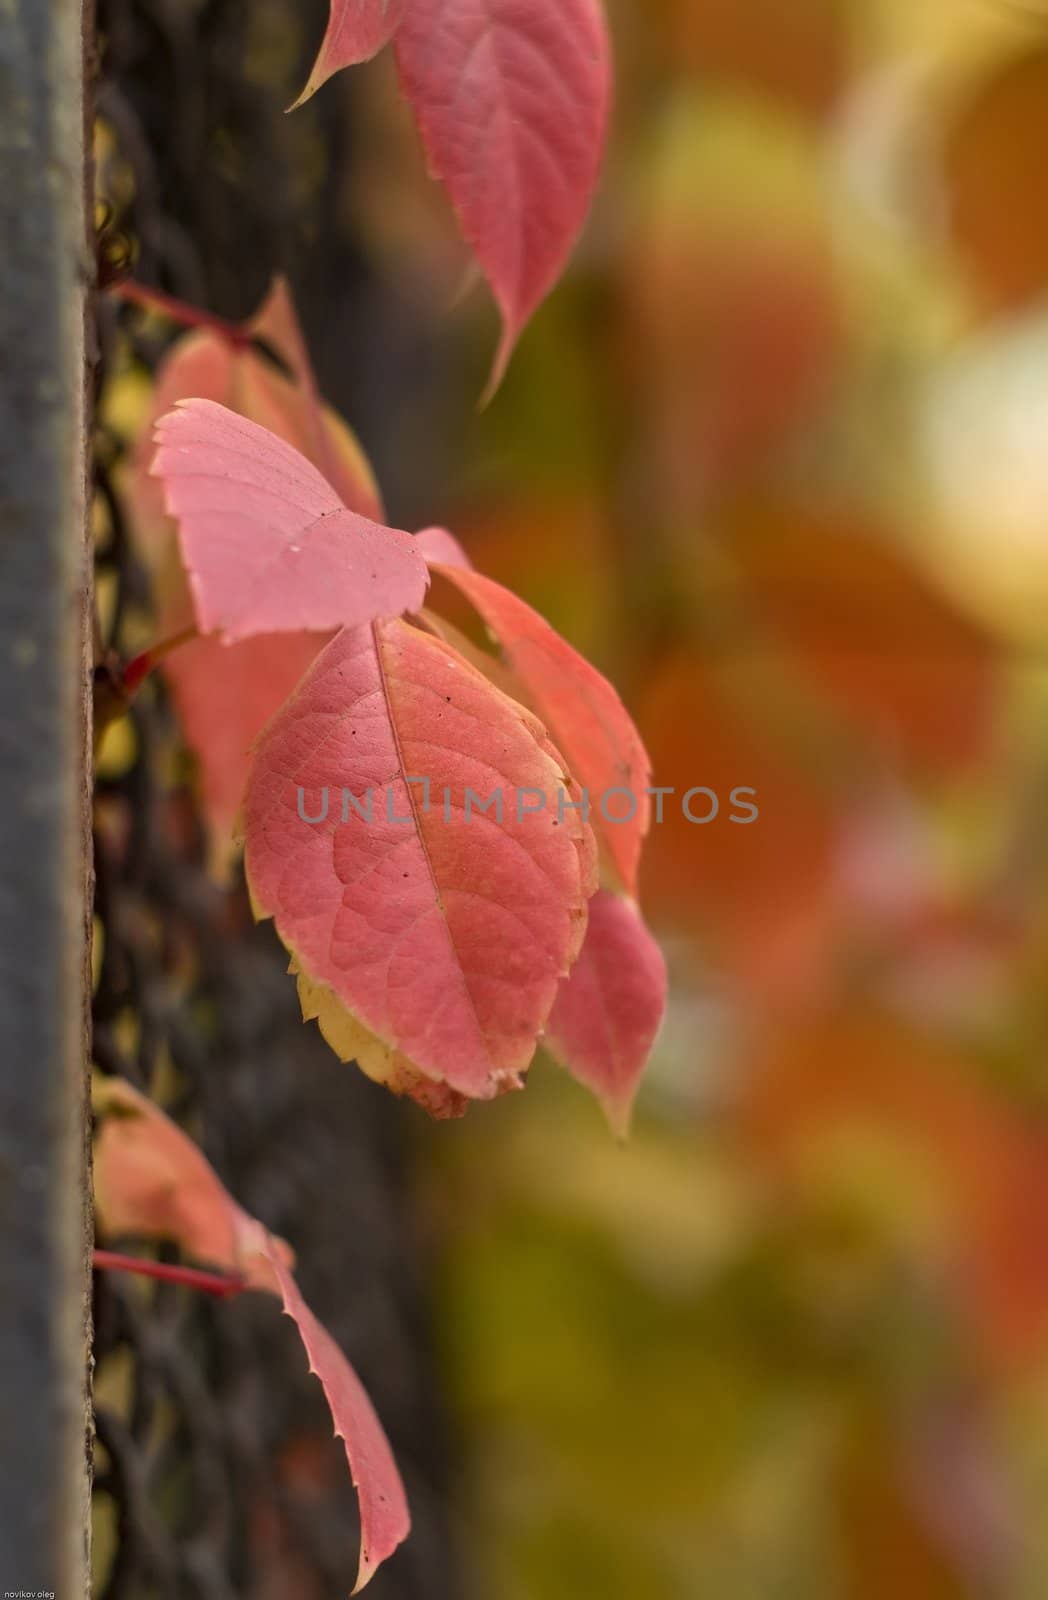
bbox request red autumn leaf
[243,617,598,1105]
[432,563,651,896]
[295,963,473,1120]
[292,0,408,108]
[393,0,612,392]
[93,1078,411,1590]
[544,889,667,1137]
[163,632,327,869]
[151,399,428,643]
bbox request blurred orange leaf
[740,1015,1048,1365]
[653,0,849,118]
[834,1407,1007,1600]
[945,48,1048,317]
[726,502,999,772]
[623,102,839,501]
[638,651,838,1000]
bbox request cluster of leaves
[103,271,667,1580]
[91,1,671,1585]
[127,278,665,1128]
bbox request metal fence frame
[0,0,91,1593]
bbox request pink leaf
[128,282,382,569]
[151,399,428,643]
[432,563,651,895]
[291,0,408,109]
[261,1247,411,1592]
[394,0,612,392]
[544,890,666,1137]
[93,1078,411,1590]
[124,280,382,867]
[243,617,598,1104]
[414,525,473,571]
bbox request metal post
[0,0,91,1592]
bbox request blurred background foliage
[411,1,1048,1594]
[97,0,1048,1594]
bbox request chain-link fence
[91,4,460,1593]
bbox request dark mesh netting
[90,3,460,1594]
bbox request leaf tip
[479,321,518,409]
[603,1091,636,1144]
[351,1555,374,1596]
[286,78,320,113]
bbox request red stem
[110,279,253,349]
[121,625,198,694]
[93,1248,246,1299]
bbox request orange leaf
[638,650,837,1000]
[740,1015,1048,1365]
[654,0,848,118]
[945,47,1048,317]
[93,1075,289,1288]
[726,502,999,773]
[92,1078,411,1589]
